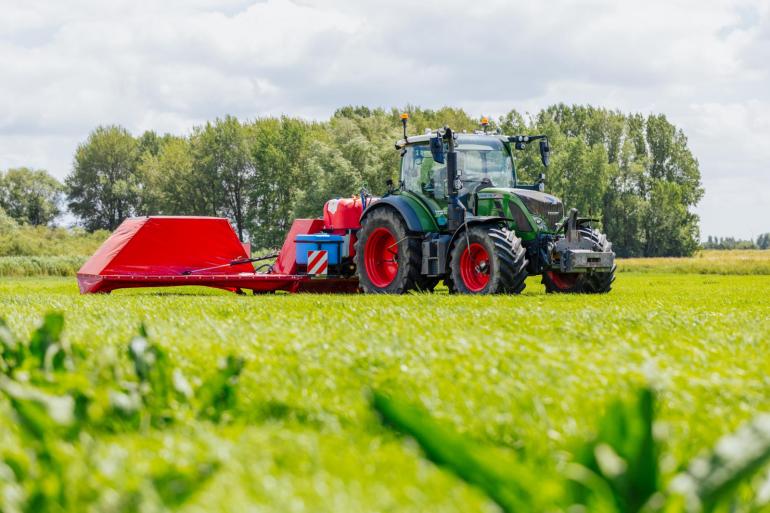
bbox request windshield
[456,137,515,190]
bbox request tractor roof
[395,131,506,150]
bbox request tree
[331,107,401,194]
[758,233,770,250]
[293,140,359,220]
[0,206,17,232]
[136,136,206,216]
[601,144,646,257]
[702,236,758,250]
[643,180,700,256]
[191,116,255,241]
[548,137,608,219]
[247,117,311,247]
[0,167,63,226]
[66,126,141,231]
[136,130,163,158]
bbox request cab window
[401,143,447,201]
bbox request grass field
[1,264,770,511]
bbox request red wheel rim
[547,271,579,290]
[364,227,399,288]
[460,243,490,292]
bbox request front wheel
[542,268,616,293]
[542,227,616,293]
[446,225,528,294]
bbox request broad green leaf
[0,318,22,373]
[128,334,174,424]
[0,377,74,440]
[27,313,64,368]
[569,387,659,513]
[372,391,555,513]
[196,355,244,422]
[152,462,219,507]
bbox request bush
[0,218,108,258]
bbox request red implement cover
[77,216,252,293]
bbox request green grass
[1,272,769,512]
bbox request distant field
[618,249,770,274]
[1,259,769,511]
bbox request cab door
[400,143,449,221]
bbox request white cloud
[0,0,768,238]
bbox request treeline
[0,167,63,226]
[3,105,707,256]
[702,234,770,250]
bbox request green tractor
[354,115,616,294]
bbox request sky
[1,0,768,239]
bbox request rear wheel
[542,227,616,293]
[355,208,421,294]
[446,225,528,294]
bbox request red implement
[77,216,359,294]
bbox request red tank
[323,197,364,231]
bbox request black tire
[446,225,528,294]
[542,227,616,294]
[355,208,422,294]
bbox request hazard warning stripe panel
[307,250,328,275]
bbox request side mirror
[539,140,550,167]
[429,136,445,164]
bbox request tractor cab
[395,128,562,237]
[400,134,515,209]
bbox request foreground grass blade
[28,313,64,361]
[670,414,770,512]
[571,387,659,513]
[372,391,550,513]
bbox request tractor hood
[510,189,564,230]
